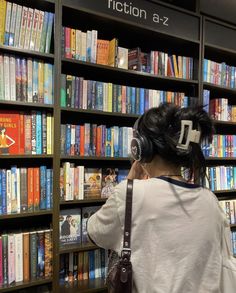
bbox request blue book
[203,90,210,113]
[65,124,71,155]
[37,231,45,278]
[130,87,136,114]
[113,126,119,157]
[100,249,106,278]
[105,128,111,157]
[36,112,42,154]
[139,88,145,114]
[46,168,51,209]
[50,169,53,208]
[45,13,54,53]
[75,125,80,155]
[88,250,95,279]
[40,166,47,210]
[231,67,235,88]
[2,169,7,215]
[96,81,103,111]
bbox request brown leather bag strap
[122,179,133,257]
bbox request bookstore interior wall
[0,0,236,292]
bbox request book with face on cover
[101,168,118,198]
[59,209,81,246]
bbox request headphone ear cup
[130,134,153,163]
[139,135,153,163]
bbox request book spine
[31,111,37,154]
[44,230,52,278]
[14,5,22,47]
[0,54,4,100]
[27,167,34,212]
[39,12,48,52]
[18,7,28,49]
[21,58,27,102]
[35,10,44,52]
[8,234,15,284]
[0,236,2,285]
[45,13,54,53]
[23,232,30,282]
[37,231,45,278]
[2,234,8,285]
[40,166,46,209]
[29,232,37,280]
[14,233,23,282]
[3,55,10,101]
[8,3,17,46]
[24,7,33,49]
[9,55,16,101]
[33,167,40,211]
[0,0,7,45]
[4,2,12,45]
[20,168,28,212]
[29,9,39,51]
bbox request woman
[87,103,230,293]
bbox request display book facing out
[1,0,236,292]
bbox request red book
[27,167,34,212]
[80,125,85,156]
[0,111,22,154]
[65,27,72,58]
[33,167,40,211]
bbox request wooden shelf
[61,156,131,162]
[0,44,54,60]
[0,278,52,293]
[0,154,53,159]
[205,157,236,161]
[203,82,236,94]
[62,57,198,92]
[0,210,53,220]
[231,224,236,229]
[59,278,107,293]
[205,42,236,56]
[214,189,236,194]
[61,107,139,119]
[60,199,106,205]
[213,120,236,126]
[0,100,54,109]
[59,243,99,254]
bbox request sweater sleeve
[87,183,125,251]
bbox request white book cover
[70,164,75,200]
[18,6,28,49]
[91,30,97,63]
[0,54,4,100]
[4,2,12,45]
[8,234,15,284]
[14,233,23,282]
[14,5,22,47]
[78,165,84,200]
[82,79,87,109]
[3,55,10,101]
[81,32,87,61]
[9,55,16,101]
[27,58,33,102]
[8,3,17,46]
[29,9,39,51]
[35,10,44,51]
[24,7,34,49]
[75,29,81,60]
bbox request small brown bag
[106,179,134,293]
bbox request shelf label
[65,0,199,40]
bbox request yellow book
[71,28,76,58]
[172,55,179,78]
[38,62,44,103]
[107,82,113,112]
[108,38,118,67]
[0,0,7,44]
[178,56,183,78]
[47,112,52,154]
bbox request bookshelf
[1,0,236,292]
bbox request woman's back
[88,177,224,293]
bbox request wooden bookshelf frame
[1,0,236,292]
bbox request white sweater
[87,176,229,293]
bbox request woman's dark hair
[138,103,214,184]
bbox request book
[101,168,118,198]
[81,206,100,244]
[0,111,22,154]
[59,208,81,246]
[84,168,102,199]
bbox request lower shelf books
[59,249,108,283]
[60,163,129,201]
[59,206,100,247]
[0,229,53,287]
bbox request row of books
[62,27,194,79]
[203,59,236,88]
[203,90,236,122]
[61,74,195,113]
[220,200,236,225]
[0,229,52,286]
[59,249,107,283]
[202,135,236,158]
[0,54,54,104]
[0,1,54,53]
[231,232,236,256]
[0,166,53,215]
[59,206,100,247]
[61,124,132,158]
[0,111,53,155]
[60,164,128,201]
[205,166,236,191]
